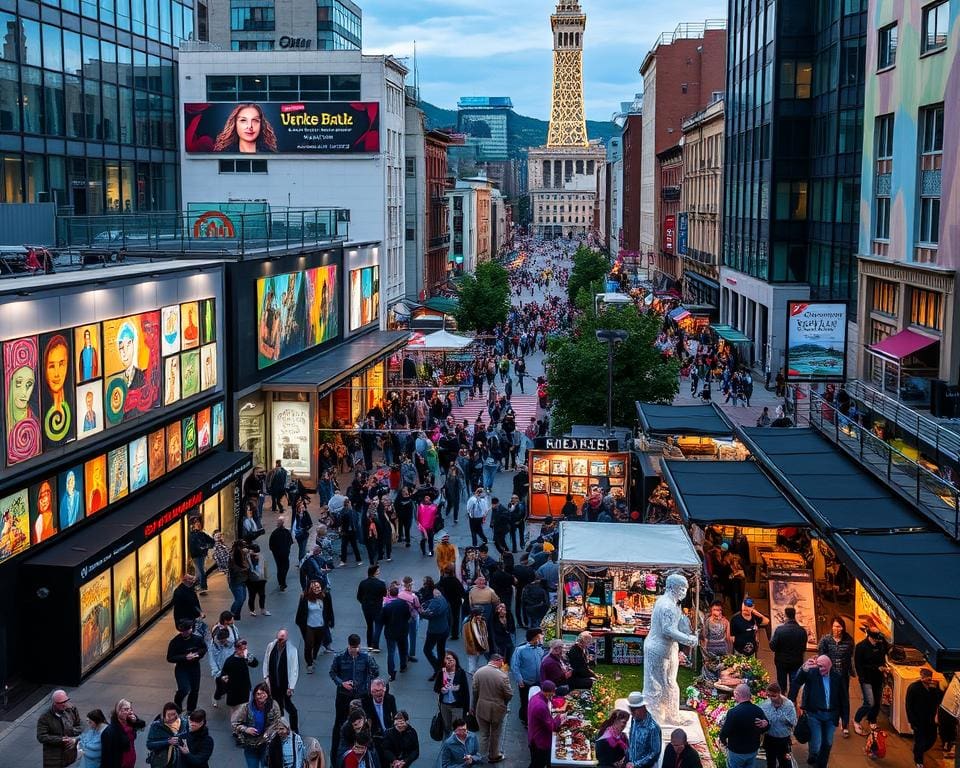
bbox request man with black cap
[906,668,943,768]
[167,619,208,713]
[729,598,769,657]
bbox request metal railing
[807,389,960,539]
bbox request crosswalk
[450,390,540,429]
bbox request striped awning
[668,306,691,322]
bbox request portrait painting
[180,350,200,399]
[160,305,181,356]
[4,336,41,465]
[160,522,183,605]
[166,422,182,469]
[148,428,165,481]
[196,407,211,454]
[608,459,626,478]
[40,331,75,449]
[571,457,589,476]
[200,343,217,391]
[163,355,181,405]
[182,415,197,462]
[137,537,161,621]
[57,465,84,531]
[181,301,200,350]
[76,380,104,440]
[200,298,216,345]
[212,401,225,446]
[113,552,138,644]
[102,312,161,419]
[128,436,148,493]
[74,324,101,384]
[0,489,30,564]
[107,446,129,504]
[79,571,112,673]
[84,454,108,516]
[29,477,57,544]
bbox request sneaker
[212,695,219,708]
[249,611,257,616]
[369,647,381,653]
[338,561,347,567]
[842,729,849,738]
[389,672,396,681]
[262,610,271,616]
[306,665,314,674]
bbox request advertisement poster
[181,302,200,350]
[4,336,41,465]
[148,429,166,481]
[107,446,128,504]
[181,350,200,399]
[102,312,161,421]
[202,496,219,533]
[854,580,894,644]
[166,422,183,469]
[257,266,339,369]
[161,305,181,356]
[0,489,30,564]
[58,465,84,531]
[184,102,381,154]
[40,331,75,449]
[76,380,104,440]
[113,552,138,644]
[200,343,217,391]
[272,400,311,474]
[212,402,225,446]
[197,408,211,454]
[768,571,818,650]
[79,571,112,673]
[182,416,197,463]
[29,477,57,544]
[74,324,101,384]
[786,302,848,382]
[160,522,183,605]
[84,454,108,515]
[128,436,148,492]
[349,266,380,331]
[137,538,161,621]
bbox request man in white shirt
[465,488,490,547]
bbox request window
[878,23,897,68]
[218,159,268,173]
[919,196,941,244]
[875,196,891,239]
[922,1,949,54]
[873,280,897,314]
[876,114,894,159]
[910,288,942,330]
[920,104,944,154]
[780,59,812,99]
[230,5,275,31]
[405,157,415,177]
[231,40,275,51]
[775,181,808,220]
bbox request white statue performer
[642,573,698,726]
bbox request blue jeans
[385,635,408,676]
[243,746,265,768]
[725,751,757,768]
[229,581,247,618]
[482,464,497,489]
[295,535,309,564]
[192,556,208,590]
[408,615,419,658]
[807,710,838,768]
[854,678,882,724]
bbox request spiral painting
[4,337,41,465]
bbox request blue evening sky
[362,0,727,122]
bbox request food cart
[556,522,701,664]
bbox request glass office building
[317,0,360,50]
[0,0,190,211]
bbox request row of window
[205,74,361,102]
[230,5,274,32]
[219,159,267,173]
[877,1,950,70]
[872,280,943,331]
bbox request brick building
[621,113,644,256]
[425,130,452,295]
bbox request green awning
[424,296,459,314]
[710,324,753,344]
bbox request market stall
[556,522,701,664]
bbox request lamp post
[596,329,629,435]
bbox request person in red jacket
[527,680,561,768]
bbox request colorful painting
[212,401,224,446]
[608,459,625,478]
[137,537,161,621]
[113,552,138,644]
[549,477,568,495]
[102,312,161,420]
[29,477,57,544]
[200,298,216,345]
[163,356,181,406]
[589,459,607,476]
[532,457,550,475]
[257,271,306,368]
[128,436,148,492]
[349,265,379,331]
[181,350,200,399]
[570,477,588,496]
[181,301,200,351]
[160,522,183,605]
[4,336,41,465]
[76,380,104,440]
[305,265,339,345]
[166,422,182,469]
[84,454,108,516]
[0,489,29,564]
[200,343,217,391]
[182,415,197,462]
[349,269,362,331]
[79,571,112,673]
[571,457,589,476]
[197,407,211,454]
[148,429,166,481]
[786,302,848,383]
[550,458,569,475]
[74,324,101,384]
[160,305,181,356]
[532,475,548,493]
[40,331,75,449]
[58,465,84,530]
[107,446,128,504]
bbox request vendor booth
[635,401,745,459]
[556,522,701,664]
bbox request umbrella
[415,330,474,350]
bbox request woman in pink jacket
[417,494,439,557]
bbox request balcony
[429,233,451,248]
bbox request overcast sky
[362,0,727,122]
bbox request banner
[272,400,311,475]
[677,212,688,256]
[184,102,380,154]
[785,301,847,382]
[663,215,676,254]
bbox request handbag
[794,712,811,744]
[465,711,480,732]
[430,710,445,741]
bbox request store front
[20,450,250,685]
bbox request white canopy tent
[410,329,474,351]
[558,522,701,568]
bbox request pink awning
[869,329,939,359]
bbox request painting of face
[128,436,148,492]
[41,332,75,449]
[181,350,200,399]
[76,381,104,440]
[148,428,165,481]
[164,356,181,405]
[58,465,85,530]
[166,422,182,469]
[200,343,217,391]
[182,416,197,462]
[4,337,41,465]
[74,324,101,384]
[102,313,160,420]
[161,305,181,356]
[29,477,58,544]
[197,408,211,453]
[84,454,108,516]
[107,446,129,504]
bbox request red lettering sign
[143,491,204,538]
[663,215,676,255]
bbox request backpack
[864,728,886,759]
[269,468,287,494]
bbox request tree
[567,245,610,303]
[545,300,679,435]
[454,261,511,332]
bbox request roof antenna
[413,40,419,99]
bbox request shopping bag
[865,728,887,758]
[465,711,480,732]
[794,712,811,744]
[430,711,445,742]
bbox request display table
[760,551,806,570]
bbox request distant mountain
[419,100,619,157]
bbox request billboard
[663,215,676,255]
[349,266,380,331]
[677,213,688,256]
[183,102,380,154]
[785,301,848,382]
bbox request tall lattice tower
[547,0,588,147]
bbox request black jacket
[799,667,849,722]
[659,744,703,768]
[357,577,388,612]
[381,725,420,766]
[221,652,258,707]
[166,632,207,669]
[268,526,293,556]
[768,619,808,668]
[437,575,466,614]
[718,701,767,754]
[100,715,146,768]
[434,666,470,710]
[906,679,944,728]
[854,637,890,683]
[172,583,202,625]
[188,529,215,558]
[380,598,411,641]
[178,724,214,768]
[294,593,335,635]
[361,693,398,739]
[568,643,595,680]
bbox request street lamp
[596,329,629,435]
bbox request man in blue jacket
[439,719,483,768]
[380,586,412,682]
[797,655,849,768]
[421,589,451,678]
[510,628,546,726]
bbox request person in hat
[527,680,561,768]
[471,654,512,763]
[906,667,943,768]
[434,532,457,578]
[729,599,768,658]
[852,628,890,736]
[626,692,661,768]
[166,619,207,714]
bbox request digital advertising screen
[349,265,380,331]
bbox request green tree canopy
[567,245,610,303]
[545,300,679,435]
[454,261,511,332]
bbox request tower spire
[547,0,588,147]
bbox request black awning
[740,428,931,533]
[833,531,960,670]
[636,401,734,438]
[263,330,410,394]
[662,459,808,528]
[683,270,720,291]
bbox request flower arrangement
[717,653,770,695]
